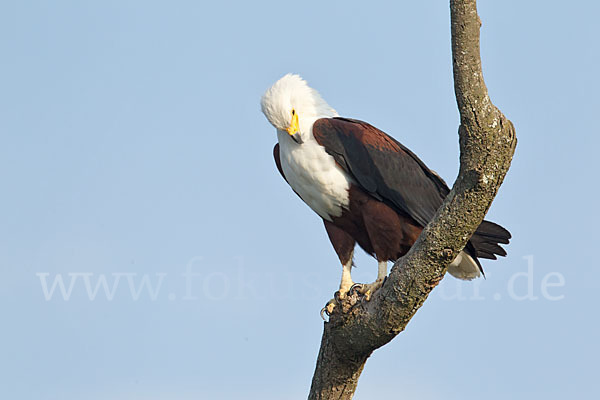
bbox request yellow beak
[286,112,303,144]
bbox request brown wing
[312,117,449,227]
[312,117,511,261]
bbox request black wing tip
[477,220,512,241]
[471,220,512,261]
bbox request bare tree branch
[307,1,517,399]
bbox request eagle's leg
[322,220,356,317]
[323,220,356,297]
[351,260,387,301]
[321,254,354,319]
[339,256,355,298]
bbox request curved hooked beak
[286,112,303,144]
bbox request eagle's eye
[291,109,295,116]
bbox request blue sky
[1,1,598,399]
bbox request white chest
[277,131,351,221]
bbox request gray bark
[307,1,517,399]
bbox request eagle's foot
[350,277,386,301]
[320,290,345,320]
[320,289,361,320]
[320,298,337,320]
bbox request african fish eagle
[261,74,510,304]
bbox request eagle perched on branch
[261,74,510,311]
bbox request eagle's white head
[261,74,337,144]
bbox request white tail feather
[447,251,481,280]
